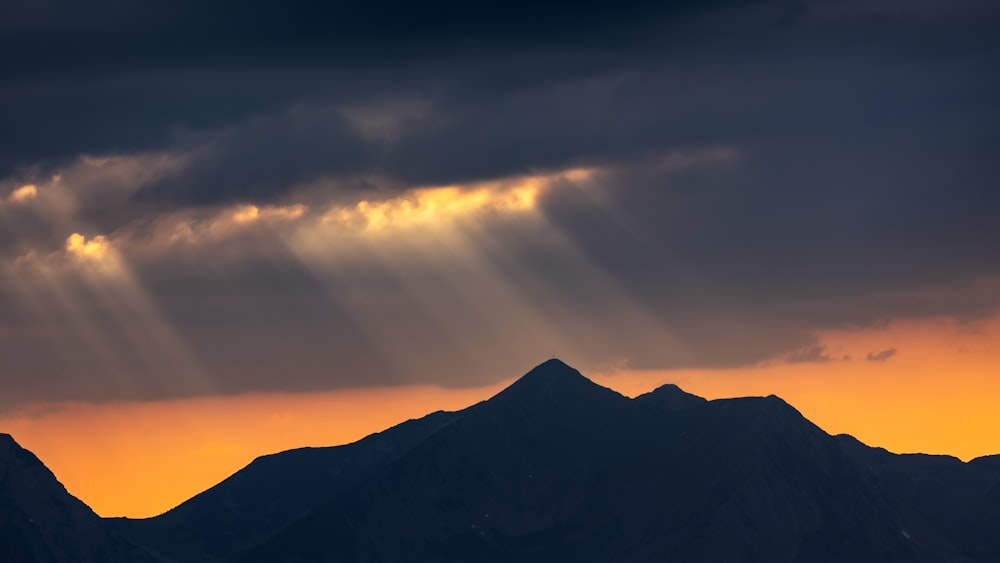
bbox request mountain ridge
[4,359,1000,562]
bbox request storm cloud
[0,0,998,409]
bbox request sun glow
[8,184,38,203]
[6,312,1000,519]
[319,172,580,233]
[596,313,1000,462]
[65,233,111,261]
[5,153,996,523]
[230,203,306,224]
[0,383,510,518]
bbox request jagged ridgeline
[4,359,1000,562]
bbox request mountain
[114,410,460,562]
[0,433,154,563]
[634,382,708,411]
[231,366,945,563]
[8,359,1000,562]
[116,359,1000,562]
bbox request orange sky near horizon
[2,313,998,519]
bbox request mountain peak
[0,432,41,466]
[522,358,583,380]
[508,358,593,391]
[488,359,625,408]
[635,383,707,412]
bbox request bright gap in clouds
[1,156,691,403]
[8,184,38,203]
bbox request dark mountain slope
[115,409,459,562]
[0,433,154,563]
[104,359,1000,563]
[235,362,997,563]
[634,382,707,412]
[835,434,1000,561]
[235,358,644,563]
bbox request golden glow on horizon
[0,383,510,518]
[2,313,998,519]
[595,314,1000,461]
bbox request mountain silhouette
[119,359,1000,562]
[634,382,708,411]
[114,410,460,562]
[6,359,1000,562]
[0,434,153,563]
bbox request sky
[1,0,999,517]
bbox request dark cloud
[867,348,897,362]
[536,134,1000,331]
[784,344,837,364]
[144,107,370,205]
[0,0,998,408]
[4,0,997,181]
[0,0,749,77]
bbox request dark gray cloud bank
[0,0,998,409]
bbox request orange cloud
[317,170,583,234]
[65,233,111,261]
[229,203,307,225]
[8,184,38,203]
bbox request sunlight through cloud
[65,233,111,261]
[8,184,38,203]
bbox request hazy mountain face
[6,360,1000,562]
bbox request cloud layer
[1,0,998,410]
